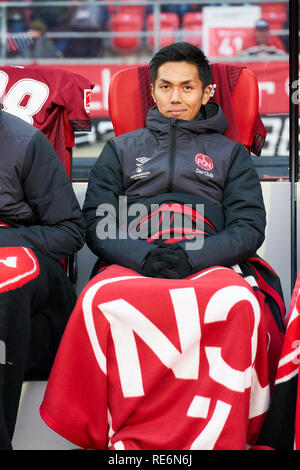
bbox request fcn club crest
[195,153,214,171]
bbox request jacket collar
[146,102,228,137]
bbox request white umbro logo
[131,157,151,180]
[136,157,151,165]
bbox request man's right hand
[141,242,192,279]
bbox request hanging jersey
[0,65,94,178]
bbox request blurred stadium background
[0,0,295,179]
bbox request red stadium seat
[110,12,144,52]
[182,12,203,48]
[146,13,180,50]
[108,64,261,153]
[230,67,259,149]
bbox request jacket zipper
[168,120,177,192]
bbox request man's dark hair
[149,42,212,89]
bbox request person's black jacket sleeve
[0,131,85,260]
[83,140,153,272]
[177,143,266,271]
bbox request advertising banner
[201,5,261,58]
[45,61,291,118]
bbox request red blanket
[40,264,282,450]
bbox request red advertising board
[244,61,290,115]
[207,28,252,57]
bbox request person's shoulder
[0,110,38,139]
[112,127,150,145]
[203,133,249,162]
[202,130,240,148]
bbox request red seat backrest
[108,63,260,152]
[182,12,203,48]
[146,12,180,28]
[182,12,203,28]
[110,12,144,50]
[146,13,180,49]
[231,67,259,148]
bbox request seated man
[40,42,285,450]
[240,19,287,57]
[0,107,85,450]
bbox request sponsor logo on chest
[130,157,151,180]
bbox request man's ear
[202,85,212,105]
[150,83,156,103]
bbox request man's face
[150,61,211,121]
[254,29,269,45]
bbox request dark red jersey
[0,65,94,177]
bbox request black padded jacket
[83,103,266,273]
[0,110,85,260]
